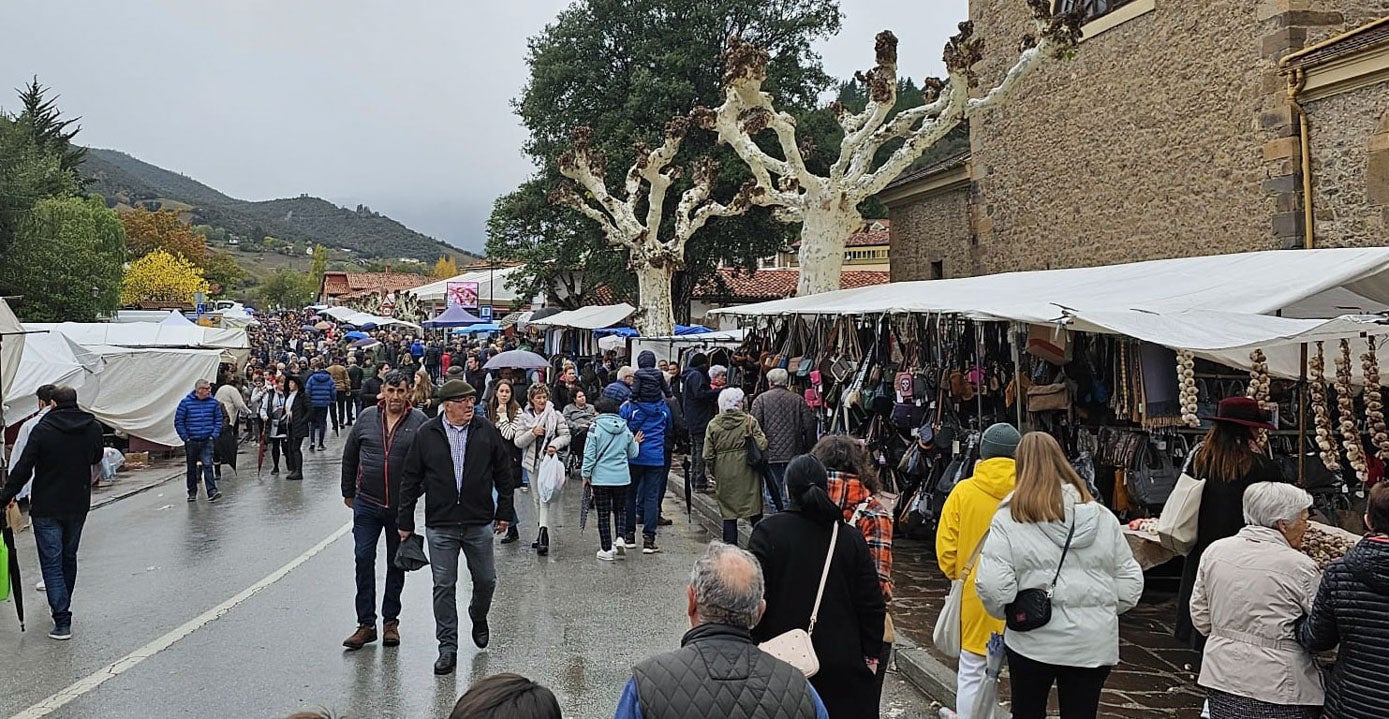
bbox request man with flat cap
[398,379,516,675]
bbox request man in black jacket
[341,370,428,651]
[680,354,719,493]
[0,386,104,640]
[397,379,514,676]
[612,542,829,719]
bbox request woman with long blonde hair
[974,432,1143,719]
[410,368,437,418]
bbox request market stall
[26,321,251,366]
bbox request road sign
[196,303,207,317]
[480,306,493,321]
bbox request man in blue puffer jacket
[621,393,671,554]
[305,358,338,452]
[175,379,224,503]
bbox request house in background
[760,220,892,273]
[884,1,1389,282]
[319,270,431,305]
[690,267,891,328]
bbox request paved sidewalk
[666,468,1206,719]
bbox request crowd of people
[8,306,1389,719]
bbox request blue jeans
[353,498,405,626]
[626,465,664,539]
[310,406,329,445]
[185,439,217,497]
[426,524,497,653]
[33,515,86,627]
[763,463,788,513]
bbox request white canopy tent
[0,298,25,422]
[82,345,221,447]
[410,266,538,306]
[529,303,636,330]
[319,306,421,331]
[27,321,251,365]
[630,329,748,364]
[708,248,1389,323]
[159,309,194,326]
[2,331,101,425]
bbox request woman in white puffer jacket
[974,432,1144,719]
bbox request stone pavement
[667,468,1207,718]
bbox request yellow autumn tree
[121,249,210,306]
[432,255,458,279]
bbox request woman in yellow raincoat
[935,423,1021,719]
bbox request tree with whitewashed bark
[551,117,759,336]
[696,0,1083,295]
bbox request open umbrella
[314,320,333,331]
[483,350,548,371]
[1,509,24,631]
[344,331,369,341]
[970,633,1007,719]
[299,324,318,332]
[352,338,380,349]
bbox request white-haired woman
[703,387,768,547]
[1189,482,1323,719]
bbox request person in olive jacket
[1297,481,1389,719]
[396,379,515,677]
[340,370,428,651]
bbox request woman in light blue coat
[583,397,639,561]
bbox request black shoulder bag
[1005,515,1076,633]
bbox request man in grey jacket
[340,370,428,651]
[750,369,815,511]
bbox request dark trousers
[32,515,86,626]
[352,498,405,626]
[1006,648,1112,719]
[722,515,761,546]
[310,406,329,445]
[185,438,217,497]
[268,437,286,470]
[426,524,497,653]
[286,431,306,478]
[688,431,708,489]
[336,390,354,424]
[593,485,628,551]
[625,465,664,539]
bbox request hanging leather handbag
[744,417,768,472]
[1026,383,1070,413]
[759,522,839,677]
[1005,515,1075,632]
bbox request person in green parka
[704,387,768,547]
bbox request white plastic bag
[536,454,566,503]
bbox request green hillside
[80,148,478,264]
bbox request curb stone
[90,468,185,510]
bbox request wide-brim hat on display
[436,379,476,402]
[1204,396,1276,430]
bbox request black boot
[537,527,549,556]
[500,525,519,544]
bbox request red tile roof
[790,221,890,250]
[321,271,430,300]
[696,268,890,301]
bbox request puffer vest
[633,623,819,719]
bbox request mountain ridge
[80,147,478,264]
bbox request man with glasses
[398,379,515,675]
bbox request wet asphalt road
[0,429,932,719]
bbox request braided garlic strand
[1178,350,1200,428]
[1365,340,1389,460]
[1335,339,1367,481]
[1311,342,1341,472]
[1247,348,1272,410]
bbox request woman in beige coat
[703,387,767,547]
[1190,482,1323,719]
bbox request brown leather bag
[1027,383,1071,413]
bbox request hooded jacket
[175,391,223,442]
[305,369,337,408]
[974,484,1144,667]
[1190,525,1322,707]
[631,350,671,404]
[1297,534,1389,719]
[681,365,718,434]
[0,404,104,517]
[621,399,672,467]
[341,404,429,508]
[703,409,767,520]
[581,414,639,486]
[935,457,1016,655]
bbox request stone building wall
[888,184,974,281]
[1306,91,1389,248]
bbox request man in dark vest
[612,542,829,719]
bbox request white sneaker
[596,549,615,561]
[614,537,628,556]
[36,580,45,591]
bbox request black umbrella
[682,457,692,522]
[2,510,24,631]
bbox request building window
[931,261,944,280]
[1057,0,1136,23]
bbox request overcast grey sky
[0,0,968,253]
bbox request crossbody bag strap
[1048,515,1078,595]
[807,522,841,636]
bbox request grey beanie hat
[979,423,1022,460]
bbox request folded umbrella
[1,510,24,631]
[580,482,593,530]
[970,633,1007,719]
[394,534,430,572]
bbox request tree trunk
[795,199,862,296]
[634,262,676,337]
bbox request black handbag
[1005,515,1076,632]
[745,417,768,472]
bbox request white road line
[7,520,354,719]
